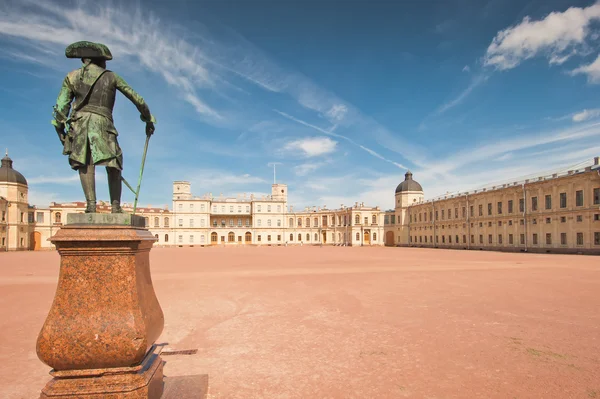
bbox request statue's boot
[79,165,96,213]
[107,167,123,214]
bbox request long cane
[121,134,151,215]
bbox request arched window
[55,212,61,223]
[306,218,310,227]
[211,232,218,242]
[289,233,293,241]
[297,218,302,227]
[314,217,318,226]
[289,218,293,227]
[228,232,235,242]
[245,232,251,242]
[155,234,158,239]
[372,215,377,224]
[354,214,360,224]
[144,217,149,227]
[164,234,169,242]
[373,232,377,241]
[164,217,169,227]
[298,233,301,241]
[154,217,159,227]
[356,232,360,240]
[306,233,310,241]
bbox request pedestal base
[40,346,164,399]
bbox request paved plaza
[1,246,599,398]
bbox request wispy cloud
[436,73,488,114]
[294,161,328,176]
[422,121,600,175]
[183,93,222,119]
[28,175,80,184]
[462,65,471,73]
[0,0,224,120]
[28,189,62,207]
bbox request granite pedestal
[37,213,165,398]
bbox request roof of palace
[395,171,423,194]
[0,152,27,186]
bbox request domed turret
[0,151,27,186]
[395,171,422,194]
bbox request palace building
[384,157,600,255]
[0,153,384,250]
[3,151,599,254]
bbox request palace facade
[384,157,600,255]
[0,153,384,250]
[3,150,599,254]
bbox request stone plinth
[36,215,164,398]
[66,213,147,227]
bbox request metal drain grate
[162,349,198,356]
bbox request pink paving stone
[1,246,599,399]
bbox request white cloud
[28,175,79,184]
[484,3,600,70]
[283,137,337,158]
[572,108,600,122]
[571,54,600,83]
[462,65,471,73]
[276,111,408,168]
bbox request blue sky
[1,0,600,210]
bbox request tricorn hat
[65,41,113,60]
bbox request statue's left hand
[145,122,155,137]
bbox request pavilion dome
[0,152,28,186]
[395,171,422,194]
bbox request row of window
[255,232,377,243]
[177,203,288,213]
[411,188,600,224]
[50,212,381,227]
[161,231,381,244]
[1,211,32,224]
[0,236,26,247]
[411,232,600,246]
[412,214,600,231]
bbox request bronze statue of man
[51,41,156,213]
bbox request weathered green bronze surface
[52,41,156,214]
